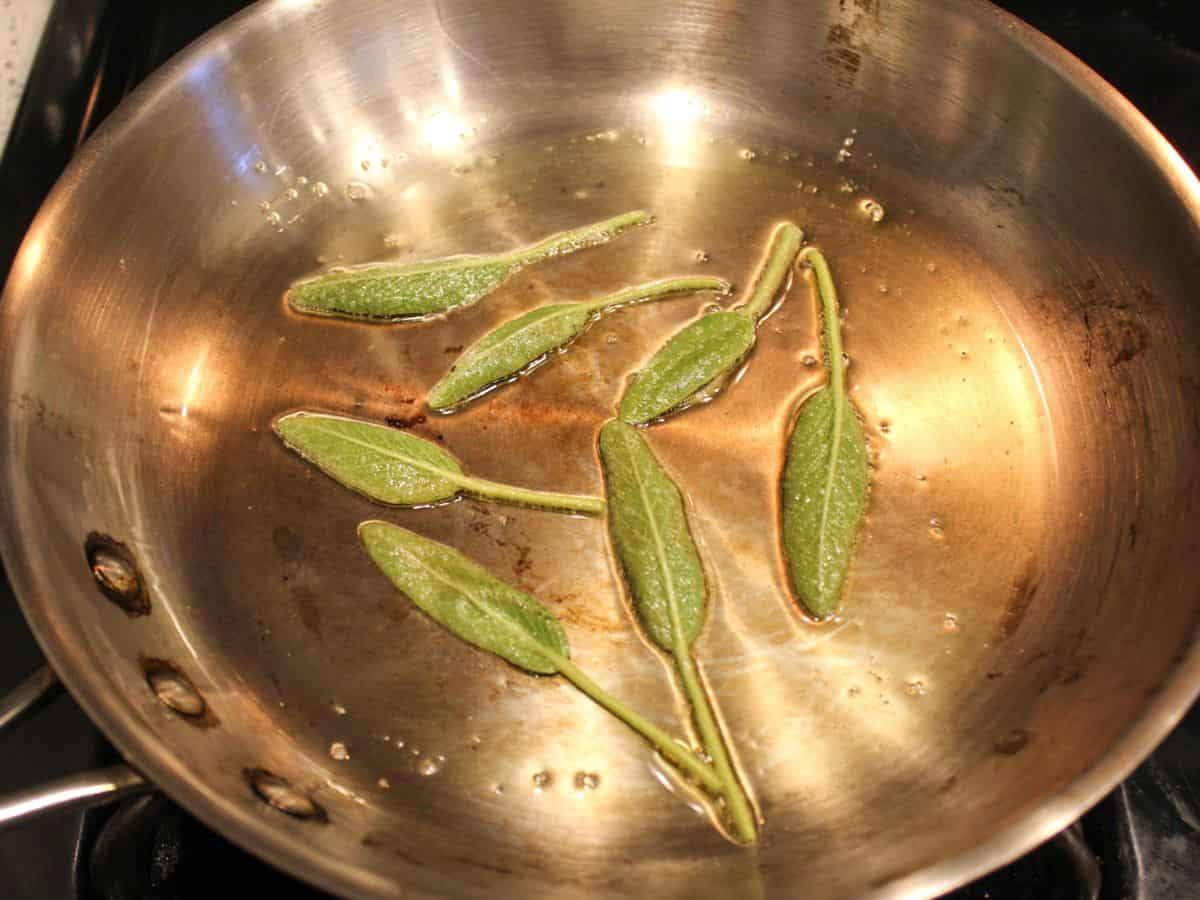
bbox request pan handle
[0,666,151,830]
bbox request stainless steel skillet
[1,1,1199,897]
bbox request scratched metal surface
[1,1,1199,898]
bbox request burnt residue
[245,769,328,823]
[290,586,325,638]
[1078,280,1155,370]
[823,0,880,87]
[996,557,1040,642]
[85,533,150,616]
[385,413,427,429]
[992,729,1032,755]
[823,26,863,86]
[271,525,305,563]
[141,657,218,727]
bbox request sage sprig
[428,276,730,411]
[598,420,757,844]
[618,222,803,425]
[287,210,651,321]
[358,521,722,792]
[274,411,603,516]
[781,248,869,618]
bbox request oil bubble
[860,198,885,222]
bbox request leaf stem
[583,276,731,315]
[550,654,724,794]
[737,223,804,322]
[456,475,605,516]
[801,247,845,395]
[671,639,759,844]
[513,210,653,264]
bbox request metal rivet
[245,769,327,822]
[143,659,206,717]
[85,533,149,616]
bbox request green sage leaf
[359,520,726,794]
[781,249,869,618]
[287,210,651,321]
[617,222,802,425]
[274,411,604,515]
[598,419,706,650]
[617,311,756,425]
[359,521,569,673]
[428,276,729,412]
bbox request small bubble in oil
[906,679,928,697]
[257,201,270,213]
[605,334,619,345]
[703,303,723,314]
[836,148,852,163]
[929,517,946,540]
[695,249,710,263]
[843,135,857,147]
[878,284,889,294]
[360,159,371,171]
[944,613,960,633]
[879,421,891,434]
[332,703,347,716]
[531,770,552,790]
[329,742,350,761]
[739,148,757,161]
[345,181,368,201]
[572,189,589,199]
[916,473,927,483]
[265,211,281,227]
[296,176,309,186]
[805,184,820,195]
[377,777,391,789]
[418,755,444,777]
[253,160,267,174]
[925,261,938,272]
[802,354,818,367]
[573,771,601,791]
[284,187,299,200]
[311,181,329,198]
[839,179,857,193]
[860,198,885,222]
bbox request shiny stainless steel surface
[1,0,1199,897]
[0,764,147,828]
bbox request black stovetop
[1,2,1198,898]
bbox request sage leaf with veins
[598,420,758,844]
[618,222,803,425]
[782,248,869,619]
[358,521,722,792]
[287,210,651,321]
[274,411,603,515]
[428,276,730,412]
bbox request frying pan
[2,0,1199,897]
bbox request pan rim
[1,0,1198,897]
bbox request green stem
[737,223,804,322]
[671,639,758,844]
[550,654,724,794]
[456,475,605,516]
[801,247,845,395]
[583,276,731,315]
[513,210,653,264]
